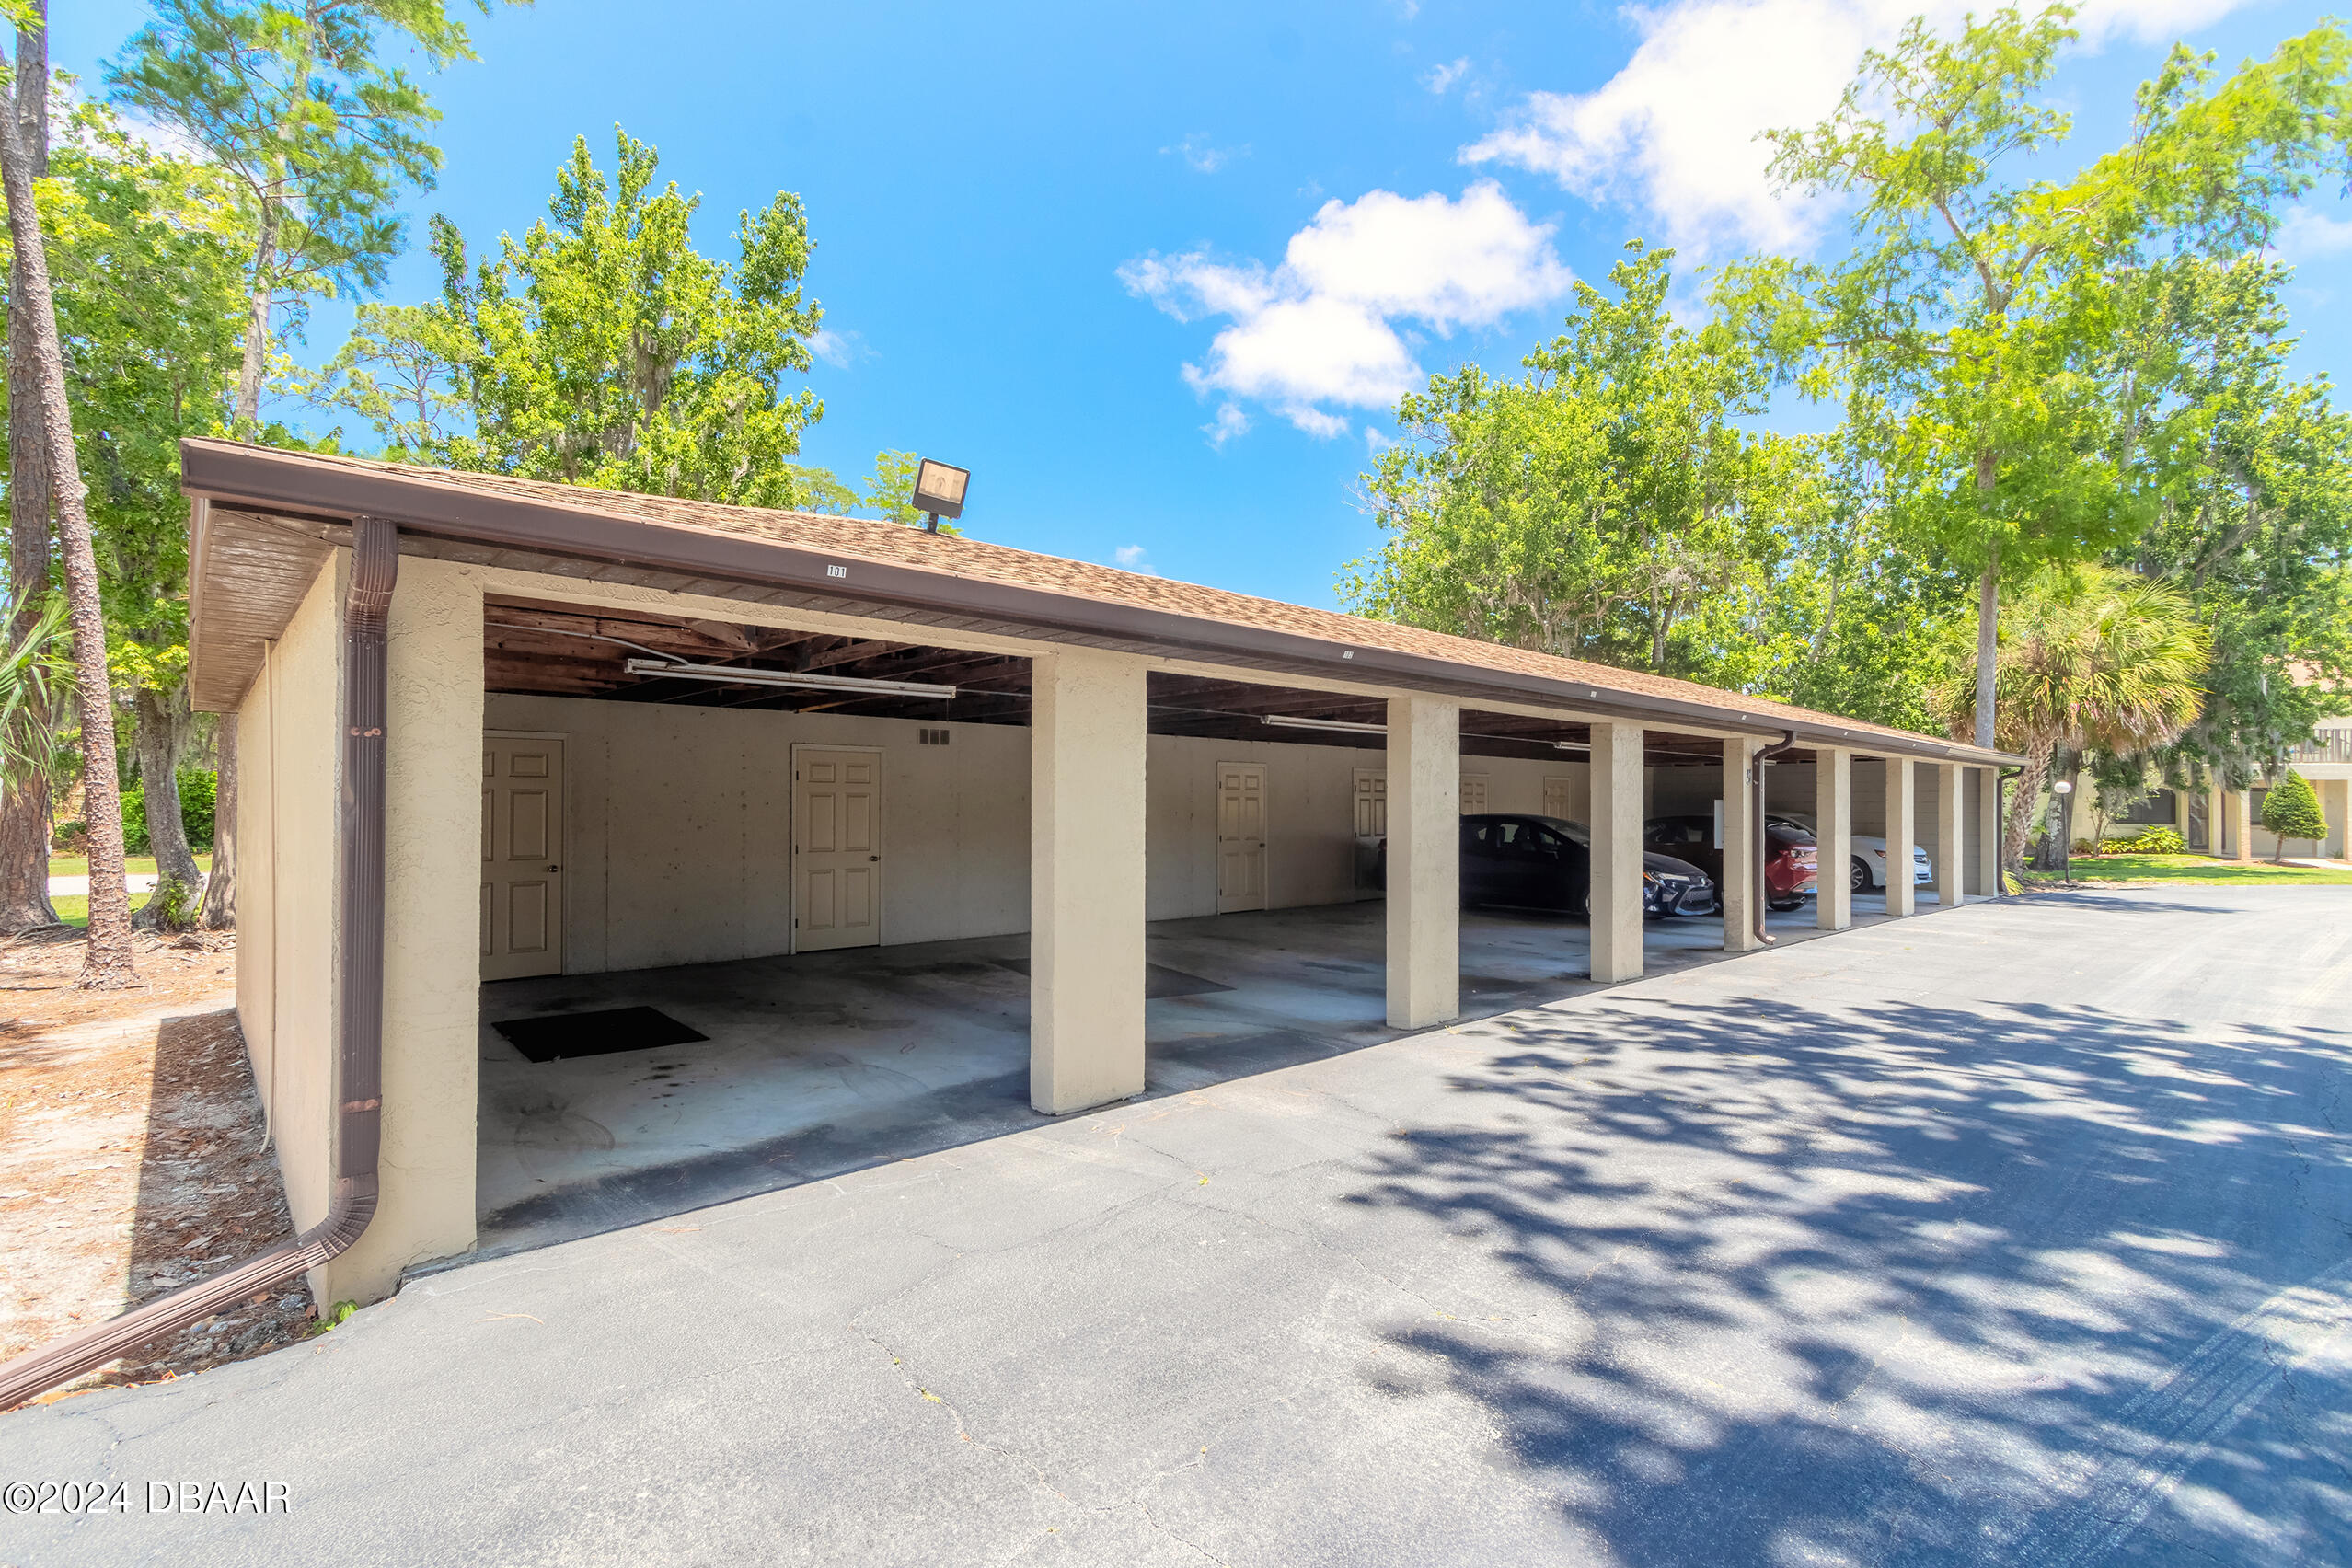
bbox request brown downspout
[0,517,398,1412]
[1753,731,1798,947]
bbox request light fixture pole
[2051,779,2074,886]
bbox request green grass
[46,852,212,878]
[2028,852,2352,886]
[50,886,160,929]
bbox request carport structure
[181,439,2015,1306]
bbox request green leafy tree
[40,101,249,897]
[428,128,827,507]
[2260,768,2326,859]
[1931,563,2211,877]
[0,9,55,930]
[1347,241,1787,685]
[110,0,503,928]
[106,0,490,428]
[1730,7,2352,751]
[1,4,138,982]
[2124,258,2352,787]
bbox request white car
[1767,815,1932,894]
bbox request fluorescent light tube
[1262,714,1388,735]
[623,658,957,700]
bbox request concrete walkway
[4,887,2348,1567]
[42,873,159,898]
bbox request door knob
[548,865,560,872]
[869,855,882,862]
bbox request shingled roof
[180,438,2014,765]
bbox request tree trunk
[2001,744,2049,884]
[132,684,200,890]
[197,715,236,928]
[1,7,135,986]
[0,9,53,931]
[1974,449,1999,752]
[1974,545,2000,753]
[234,213,277,429]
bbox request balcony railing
[2289,730,2352,764]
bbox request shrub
[52,819,86,855]
[2071,836,2101,856]
[120,767,218,857]
[2261,769,2326,858]
[2113,824,2186,855]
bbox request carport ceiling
[484,606,1758,762]
[484,597,1031,724]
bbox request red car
[1643,815,1817,911]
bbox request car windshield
[1533,815,1589,847]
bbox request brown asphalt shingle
[189,441,1997,757]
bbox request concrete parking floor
[28,889,2324,1568]
[476,894,1935,1255]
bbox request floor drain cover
[493,1007,709,1063]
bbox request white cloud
[1121,181,1571,437]
[1113,544,1158,575]
[1163,133,1248,174]
[1203,402,1251,448]
[2277,205,2352,263]
[806,327,867,369]
[1463,0,2258,258]
[1365,424,1398,454]
[1424,57,1470,94]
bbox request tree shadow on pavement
[1341,996,2352,1568]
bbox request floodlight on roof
[912,458,971,532]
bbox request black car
[1456,814,1715,917]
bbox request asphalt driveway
[4,887,2348,1567]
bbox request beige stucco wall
[325,556,486,1303]
[1029,650,1151,1113]
[235,554,343,1267]
[485,690,1597,971]
[483,693,1032,968]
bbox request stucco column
[1385,694,1460,1029]
[1885,756,1916,917]
[1031,649,1148,1114]
[1721,737,1759,951]
[2233,789,2254,863]
[1935,764,1964,907]
[1979,767,2006,892]
[1589,721,1644,982]
[1816,746,1852,931]
[325,554,485,1306]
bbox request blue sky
[51,0,2352,609]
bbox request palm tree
[1932,565,2211,880]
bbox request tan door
[1542,775,1575,822]
[794,748,882,951]
[482,734,564,981]
[1352,768,1387,837]
[1460,773,1490,814]
[1216,762,1268,913]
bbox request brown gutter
[179,440,2019,770]
[1753,731,1798,947]
[0,517,398,1412]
